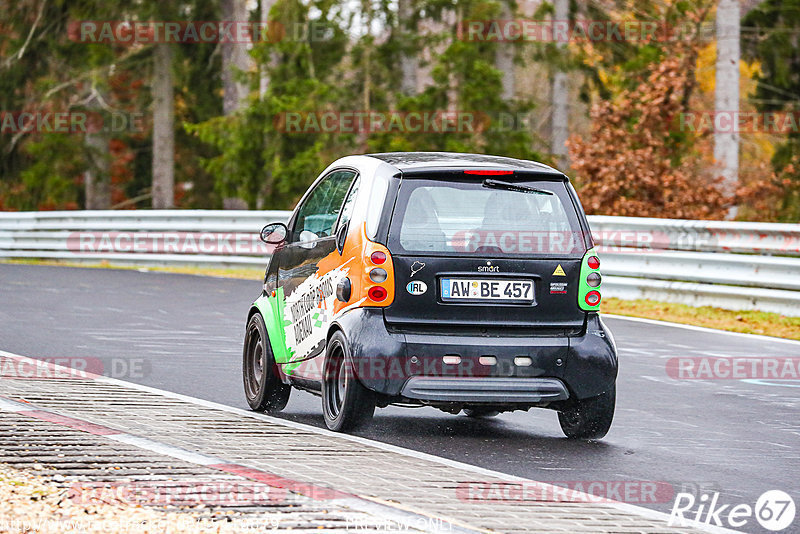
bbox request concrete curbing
[0,349,738,534]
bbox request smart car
[243,152,617,438]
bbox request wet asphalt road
[1,263,798,528]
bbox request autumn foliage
[568,46,730,220]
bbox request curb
[0,349,738,534]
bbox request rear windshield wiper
[482,179,553,195]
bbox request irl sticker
[406,281,427,295]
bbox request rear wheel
[322,331,375,432]
[558,385,615,439]
[243,313,290,412]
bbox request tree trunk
[550,0,569,166]
[83,95,110,210]
[446,8,459,113]
[222,0,252,114]
[151,43,175,209]
[259,0,278,208]
[495,2,514,100]
[714,0,740,216]
[398,0,417,95]
[356,0,375,150]
[222,0,253,208]
[259,0,276,99]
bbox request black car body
[243,152,617,438]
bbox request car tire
[243,313,290,413]
[463,408,500,418]
[558,385,615,439]
[322,331,375,432]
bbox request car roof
[365,151,563,175]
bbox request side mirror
[335,223,348,254]
[260,222,288,244]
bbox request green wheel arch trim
[253,287,295,366]
[578,247,601,311]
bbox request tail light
[368,286,388,301]
[366,255,390,300]
[579,249,602,311]
[464,169,514,176]
[369,268,388,283]
[585,291,601,306]
[357,224,394,307]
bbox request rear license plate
[440,278,534,302]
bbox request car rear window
[388,176,587,257]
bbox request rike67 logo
[669,490,796,531]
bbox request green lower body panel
[253,287,298,373]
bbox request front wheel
[322,331,375,432]
[558,386,615,439]
[243,313,290,413]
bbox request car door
[276,169,359,379]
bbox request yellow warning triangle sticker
[553,264,566,276]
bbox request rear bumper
[333,308,617,403]
[400,377,569,404]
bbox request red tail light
[463,169,514,175]
[587,256,600,269]
[370,251,386,264]
[585,291,601,306]
[368,286,388,301]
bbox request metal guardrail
[589,215,800,256]
[589,216,800,316]
[0,210,288,267]
[1,210,799,316]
